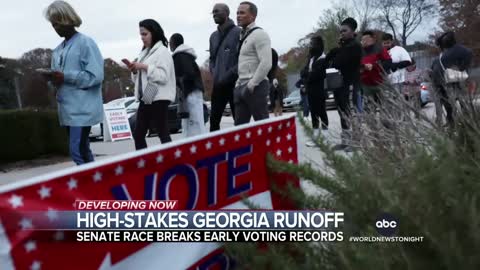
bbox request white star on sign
[175,149,182,159]
[234,134,240,142]
[137,159,146,168]
[156,154,164,163]
[54,231,65,241]
[257,128,263,136]
[268,126,273,133]
[276,137,281,143]
[289,160,294,164]
[219,138,226,146]
[93,172,103,182]
[278,124,283,130]
[190,145,197,154]
[288,147,293,153]
[46,208,59,221]
[266,140,271,147]
[30,261,41,270]
[205,141,213,150]
[287,121,291,127]
[286,134,292,141]
[67,178,77,190]
[246,131,251,139]
[19,218,33,230]
[38,186,51,200]
[115,166,124,176]
[276,150,282,157]
[8,194,23,209]
[24,240,36,253]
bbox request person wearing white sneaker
[306,129,320,147]
[301,35,328,147]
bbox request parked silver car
[283,90,301,111]
[283,89,336,112]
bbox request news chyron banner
[0,116,300,270]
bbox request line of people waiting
[294,17,473,151]
[41,1,281,164]
[40,0,474,165]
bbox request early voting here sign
[0,115,300,270]
[103,104,133,142]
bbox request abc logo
[375,213,399,236]
[376,219,397,228]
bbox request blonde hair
[44,1,82,27]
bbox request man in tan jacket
[234,1,272,125]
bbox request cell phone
[122,59,131,66]
[35,68,54,74]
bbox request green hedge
[0,110,69,164]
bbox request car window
[106,99,125,107]
[288,91,300,98]
[124,99,135,108]
[127,101,139,111]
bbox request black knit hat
[341,17,358,31]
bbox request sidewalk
[0,112,335,187]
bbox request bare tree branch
[376,0,437,46]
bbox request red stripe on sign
[112,132,132,139]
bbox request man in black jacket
[326,17,362,151]
[170,33,206,137]
[209,3,241,131]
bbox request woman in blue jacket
[44,1,104,165]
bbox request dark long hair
[139,19,168,49]
[268,48,279,81]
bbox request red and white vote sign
[0,116,299,270]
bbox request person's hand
[51,71,64,87]
[247,80,256,93]
[128,62,148,73]
[40,72,54,81]
[365,63,373,71]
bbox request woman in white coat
[127,19,176,150]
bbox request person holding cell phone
[43,0,104,165]
[125,19,176,150]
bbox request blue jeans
[352,83,363,113]
[301,94,309,117]
[67,126,94,165]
